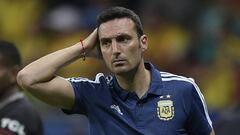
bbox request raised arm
[210,130,215,135]
[17,29,100,110]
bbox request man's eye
[117,36,131,43]
[119,37,126,42]
[101,41,111,46]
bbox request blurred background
[0,0,239,134]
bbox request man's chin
[112,67,129,75]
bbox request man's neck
[0,87,18,103]
[115,61,151,98]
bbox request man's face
[0,56,15,95]
[98,18,147,74]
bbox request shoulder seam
[160,72,213,128]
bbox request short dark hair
[97,7,144,38]
[0,41,21,67]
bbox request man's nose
[112,40,120,54]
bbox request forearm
[210,130,215,135]
[17,43,84,87]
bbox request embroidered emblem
[157,99,174,121]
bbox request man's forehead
[98,18,135,38]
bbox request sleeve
[186,81,213,135]
[62,73,105,115]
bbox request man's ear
[140,35,148,52]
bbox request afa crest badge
[157,99,174,121]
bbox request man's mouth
[112,59,126,65]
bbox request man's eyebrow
[116,34,132,39]
[100,33,131,41]
[100,37,111,42]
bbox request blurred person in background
[0,41,43,135]
[17,7,215,135]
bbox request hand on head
[81,28,102,59]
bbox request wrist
[80,39,86,61]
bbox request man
[17,7,215,135]
[0,41,43,135]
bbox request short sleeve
[186,82,213,135]
[62,73,105,115]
